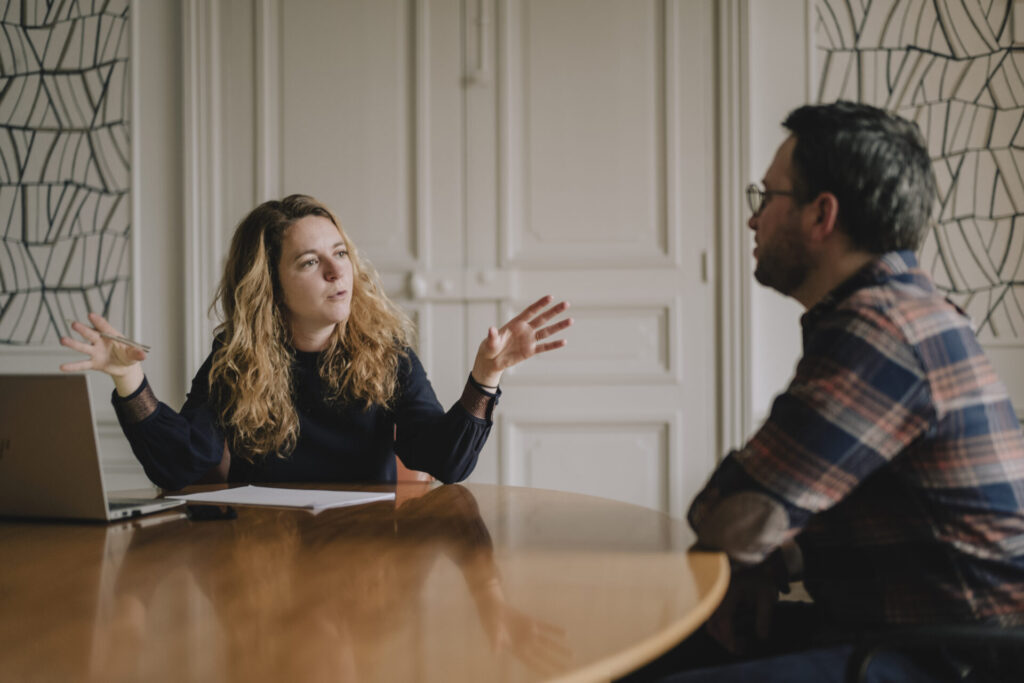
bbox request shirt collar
[800,250,923,330]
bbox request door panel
[503,0,669,266]
[504,419,671,511]
[505,298,678,384]
[280,0,417,265]
[481,0,716,516]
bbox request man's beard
[753,225,811,296]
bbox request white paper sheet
[167,485,395,513]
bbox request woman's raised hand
[471,295,572,388]
[60,312,147,396]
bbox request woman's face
[277,215,354,351]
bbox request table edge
[553,551,731,683]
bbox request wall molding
[804,0,816,102]
[507,298,681,385]
[496,0,676,269]
[182,0,223,383]
[664,0,684,272]
[499,413,682,516]
[413,0,430,269]
[715,0,752,455]
[254,0,281,202]
[129,1,143,342]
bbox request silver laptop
[0,374,185,521]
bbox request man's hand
[705,558,784,655]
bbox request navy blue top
[112,345,496,490]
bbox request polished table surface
[0,483,728,682]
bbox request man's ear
[804,191,839,242]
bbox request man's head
[782,101,937,254]
[748,101,937,303]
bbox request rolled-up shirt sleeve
[688,305,932,566]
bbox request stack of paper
[167,485,395,513]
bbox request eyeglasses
[746,183,798,216]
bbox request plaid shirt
[689,251,1024,628]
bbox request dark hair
[782,101,937,253]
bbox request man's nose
[747,212,758,231]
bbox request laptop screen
[0,374,113,520]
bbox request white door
[213,0,719,516]
[457,0,719,517]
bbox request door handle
[406,268,514,301]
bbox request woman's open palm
[60,313,146,378]
[472,295,572,386]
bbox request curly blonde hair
[209,195,413,460]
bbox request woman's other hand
[471,295,572,388]
[59,312,146,396]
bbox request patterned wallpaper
[0,0,131,346]
[816,0,1024,341]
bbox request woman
[60,194,571,489]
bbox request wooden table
[0,483,728,682]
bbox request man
[646,102,1024,682]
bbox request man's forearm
[691,489,791,566]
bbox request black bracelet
[468,373,498,392]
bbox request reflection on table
[0,483,728,682]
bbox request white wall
[744,0,1024,424]
[134,0,187,406]
[9,0,1019,495]
[745,0,808,425]
[0,2,185,491]
[198,0,721,517]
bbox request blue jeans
[615,603,953,683]
[659,644,942,683]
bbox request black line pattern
[817,0,1024,341]
[0,0,131,346]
